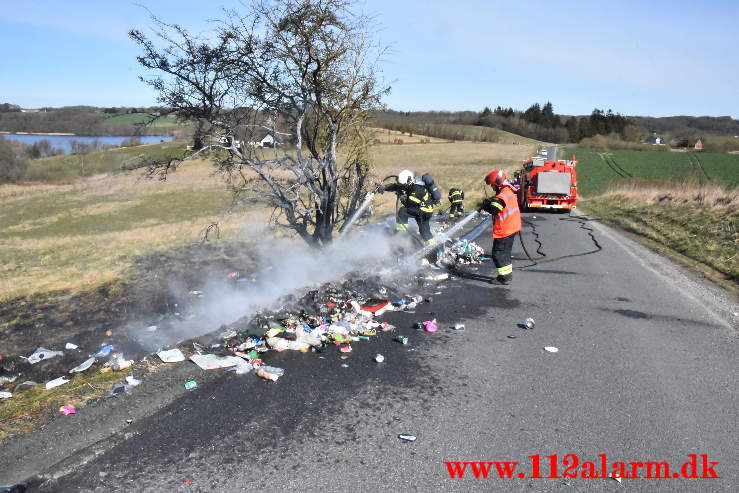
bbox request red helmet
[485,169,507,187]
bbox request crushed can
[398,434,417,442]
[523,317,535,330]
[184,380,197,390]
[453,323,465,331]
[374,354,384,363]
[413,322,424,330]
[395,335,408,345]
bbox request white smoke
[131,227,420,350]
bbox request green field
[570,147,739,197]
[24,141,189,181]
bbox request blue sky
[1,0,737,117]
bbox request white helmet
[397,170,414,185]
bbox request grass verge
[0,368,132,440]
[581,191,738,294]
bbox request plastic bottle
[257,365,284,381]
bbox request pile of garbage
[185,276,434,381]
[442,239,487,264]
[0,273,442,400]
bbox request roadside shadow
[448,265,495,284]
[521,268,578,275]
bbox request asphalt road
[11,212,739,492]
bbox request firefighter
[479,169,521,285]
[376,169,441,255]
[448,187,465,218]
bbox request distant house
[218,135,243,149]
[644,135,665,145]
[247,129,285,148]
[694,138,703,151]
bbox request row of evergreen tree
[477,103,628,142]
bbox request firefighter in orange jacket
[479,170,521,284]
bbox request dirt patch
[0,241,259,388]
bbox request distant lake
[1,134,174,154]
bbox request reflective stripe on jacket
[448,189,464,204]
[492,186,521,238]
[407,184,434,213]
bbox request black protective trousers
[449,203,464,217]
[396,206,434,243]
[492,234,515,281]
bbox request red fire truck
[517,153,578,211]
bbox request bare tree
[129,0,388,246]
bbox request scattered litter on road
[99,472,108,480]
[27,347,63,365]
[190,354,242,370]
[14,381,37,392]
[184,380,198,390]
[395,335,409,345]
[0,392,12,399]
[5,262,470,405]
[398,434,417,442]
[112,358,133,371]
[157,348,186,363]
[522,317,535,330]
[95,345,114,358]
[544,346,559,353]
[230,359,254,375]
[59,405,76,416]
[69,357,95,374]
[507,335,517,339]
[257,366,284,381]
[0,375,17,385]
[611,474,622,484]
[125,376,141,387]
[45,377,70,390]
[107,383,133,397]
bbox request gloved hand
[477,197,492,212]
[373,183,385,194]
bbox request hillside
[371,121,540,145]
[0,107,186,136]
[24,141,188,181]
